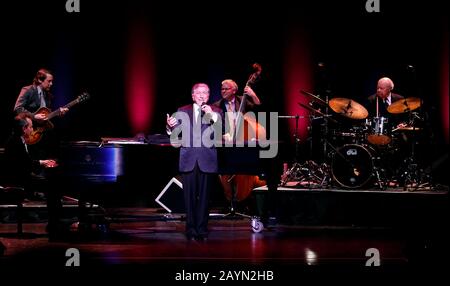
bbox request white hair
[379,77,394,90]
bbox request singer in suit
[166,83,223,241]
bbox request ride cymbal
[387,97,421,114]
[329,98,368,119]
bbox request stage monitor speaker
[155,177,185,213]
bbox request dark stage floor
[1,186,449,281]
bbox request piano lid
[101,137,146,145]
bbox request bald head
[376,77,394,99]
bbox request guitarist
[13,68,69,158]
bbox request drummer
[366,77,406,127]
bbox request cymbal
[298,102,325,116]
[300,90,327,106]
[328,98,368,119]
[392,126,422,132]
[387,97,421,114]
[298,102,338,124]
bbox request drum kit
[281,91,430,190]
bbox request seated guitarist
[13,68,69,158]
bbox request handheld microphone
[200,102,206,116]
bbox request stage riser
[253,190,448,227]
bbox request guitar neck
[46,99,80,120]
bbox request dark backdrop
[1,1,448,195]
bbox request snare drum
[366,117,391,145]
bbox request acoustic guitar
[25,92,90,145]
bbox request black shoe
[185,233,196,241]
[263,216,277,227]
[195,235,208,242]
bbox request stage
[1,184,448,280]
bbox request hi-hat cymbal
[329,98,368,119]
[387,97,421,114]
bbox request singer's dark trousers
[182,162,214,238]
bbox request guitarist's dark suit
[13,84,55,159]
[14,85,52,115]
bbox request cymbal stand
[400,110,430,191]
[277,114,302,161]
[280,100,332,188]
[309,94,335,188]
[317,94,333,187]
[279,115,304,186]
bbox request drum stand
[371,155,389,190]
[281,99,332,188]
[399,112,431,191]
[278,114,330,188]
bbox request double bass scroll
[234,63,266,142]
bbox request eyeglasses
[193,91,209,95]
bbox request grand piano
[58,135,282,208]
[59,136,178,183]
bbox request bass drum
[331,144,377,189]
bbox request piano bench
[0,185,26,235]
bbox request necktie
[39,90,46,107]
[195,105,201,125]
[21,137,29,153]
[227,102,236,137]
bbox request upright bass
[220,63,267,203]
